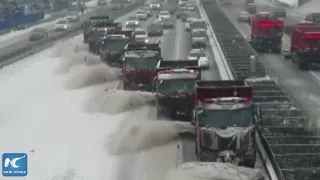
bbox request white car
[185,17,194,31]
[238,10,251,22]
[188,49,209,69]
[136,10,148,20]
[134,28,149,43]
[185,4,195,11]
[126,16,139,28]
[190,19,207,31]
[54,19,71,31]
[158,11,171,21]
[150,2,161,9]
[191,29,207,47]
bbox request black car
[161,18,174,28]
[176,10,188,21]
[29,28,48,41]
[305,13,320,24]
[148,23,164,36]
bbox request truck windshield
[100,39,128,51]
[157,79,195,94]
[197,106,253,127]
[125,57,158,69]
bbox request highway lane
[221,0,320,123]
[122,7,223,180]
[0,2,133,56]
[0,0,101,50]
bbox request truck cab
[156,60,200,121]
[83,15,113,43]
[194,80,257,168]
[99,30,133,67]
[285,21,320,70]
[250,12,283,53]
[121,43,161,91]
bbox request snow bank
[108,120,194,155]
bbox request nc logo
[2,153,28,177]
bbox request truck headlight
[145,39,149,43]
[126,22,129,25]
[64,25,67,28]
[135,21,138,25]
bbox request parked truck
[284,21,320,70]
[194,80,257,168]
[155,60,200,121]
[250,12,283,53]
[121,43,162,91]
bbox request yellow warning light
[188,69,195,73]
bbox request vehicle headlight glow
[64,25,67,28]
[126,22,129,25]
[135,21,138,25]
[145,39,149,43]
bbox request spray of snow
[108,119,194,155]
[83,88,156,114]
[65,64,120,89]
[165,162,264,180]
[53,42,100,74]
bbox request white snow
[0,4,156,179]
[0,0,99,45]
[0,34,124,180]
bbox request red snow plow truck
[121,42,161,91]
[194,80,257,168]
[155,60,200,121]
[284,21,320,70]
[250,12,283,53]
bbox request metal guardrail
[199,0,319,180]
[0,2,146,68]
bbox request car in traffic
[97,0,107,6]
[125,16,139,28]
[185,17,194,31]
[66,12,80,23]
[29,28,49,41]
[161,17,174,28]
[158,10,171,21]
[305,12,320,24]
[176,10,188,21]
[147,23,163,36]
[150,1,161,9]
[238,10,251,22]
[140,5,153,17]
[134,28,149,43]
[54,19,71,31]
[136,10,148,20]
[191,29,207,48]
[188,48,209,69]
[190,18,207,31]
[185,3,195,11]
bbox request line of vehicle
[196,1,278,180]
[0,2,145,69]
[196,0,234,80]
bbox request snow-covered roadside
[0,0,99,44]
[0,3,143,180]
